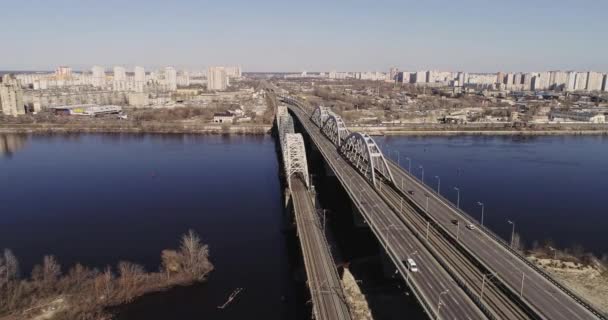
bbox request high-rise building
[225,66,242,78]
[565,71,577,91]
[112,66,127,91]
[574,72,588,91]
[207,67,228,91]
[413,71,427,84]
[165,67,177,91]
[134,66,145,92]
[0,74,25,116]
[55,66,72,80]
[113,66,126,81]
[522,73,534,90]
[91,66,106,87]
[603,74,608,92]
[586,71,604,91]
[389,67,399,81]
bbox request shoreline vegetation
[0,230,213,320]
[1,122,608,136]
[525,243,608,315]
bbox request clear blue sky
[2,0,607,72]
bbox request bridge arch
[321,113,350,147]
[284,133,310,188]
[339,132,395,186]
[310,106,331,128]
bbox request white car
[405,258,419,272]
[466,223,476,230]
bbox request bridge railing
[387,158,607,320]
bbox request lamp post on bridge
[507,220,516,248]
[453,187,460,209]
[435,289,449,320]
[434,176,440,194]
[477,201,485,226]
[419,165,424,183]
[405,157,412,173]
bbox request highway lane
[289,105,486,320]
[376,179,532,320]
[387,160,601,320]
[291,178,352,320]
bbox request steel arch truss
[321,113,350,147]
[340,132,395,186]
[277,106,294,149]
[311,106,331,128]
[284,133,310,188]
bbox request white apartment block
[207,66,228,91]
[574,72,588,91]
[586,71,603,91]
[164,67,177,91]
[92,66,106,87]
[1,75,25,116]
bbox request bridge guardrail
[389,159,607,320]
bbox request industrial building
[50,104,123,116]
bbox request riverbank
[0,122,271,135]
[351,123,608,136]
[3,122,608,136]
[529,253,608,315]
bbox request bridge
[276,92,606,320]
[275,105,352,320]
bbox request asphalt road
[290,105,486,320]
[387,158,601,320]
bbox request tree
[179,230,211,278]
[117,262,145,301]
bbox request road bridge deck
[288,104,486,320]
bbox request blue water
[376,135,608,257]
[0,134,297,319]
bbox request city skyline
[2,0,608,72]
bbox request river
[1,133,606,319]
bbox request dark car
[451,219,458,225]
[408,190,415,195]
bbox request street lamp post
[395,150,400,166]
[425,193,430,212]
[419,165,424,183]
[434,176,440,194]
[405,157,412,173]
[507,220,516,248]
[436,289,449,320]
[549,246,557,260]
[453,187,460,209]
[477,202,485,226]
[456,221,461,240]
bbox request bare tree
[179,230,210,278]
[118,261,145,301]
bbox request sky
[1,0,607,72]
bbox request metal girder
[321,112,350,147]
[284,133,310,188]
[277,106,294,149]
[339,132,395,187]
[311,106,331,128]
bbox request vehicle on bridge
[405,258,419,272]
